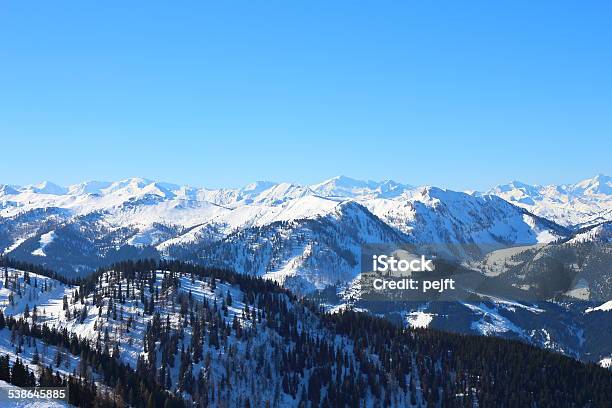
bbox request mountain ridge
[1,175,601,283]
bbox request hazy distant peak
[486,174,611,227]
[310,175,411,199]
[67,181,113,195]
[572,174,611,195]
[241,181,278,194]
[0,184,20,196]
[24,181,67,195]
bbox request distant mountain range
[485,174,611,228]
[0,175,608,281]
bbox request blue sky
[1,1,610,190]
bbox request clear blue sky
[1,1,610,190]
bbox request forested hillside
[0,257,609,407]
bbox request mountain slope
[365,187,568,256]
[0,259,609,407]
[166,200,407,294]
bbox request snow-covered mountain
[486,174,612,228]
[310,175,413,199]
[0,176,574,289]
[364,187,566,251]
[180,200,407,294]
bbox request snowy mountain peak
[249,182,314,205]
[67,180,113,196]
[411,186,457,203]
[310,175,412,199]
[142,181,178,198]
[241,180,278,194]
[573,174,612,196]
[310,175,369,196]
[489,180,542,200]
[486,174,611,228]
[105,177,154,192]
[100,177,179,199]
[23,181,68,195]
[0,184,19,196]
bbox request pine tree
[0,355,10,382]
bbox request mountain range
[485,174,611,228]
[0,175,610,366]
[1,175,608,278]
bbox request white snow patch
[3,239,27,255]
[585,300,612,313]
[406,311,434,328]
[31,231,56,257]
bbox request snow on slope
[208,194,341,231]
[0,268,253,370]
[0,185,20,196]
[567,222,612,245]
[0,269,73,320]
[0,267,409,407]
[191,200,407,294]
[406,310,435,328]
[364,187,565,255]
[0,270,88,407]
[586,300,612,313]
[156,195,341,251]
[31,231,56,257]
